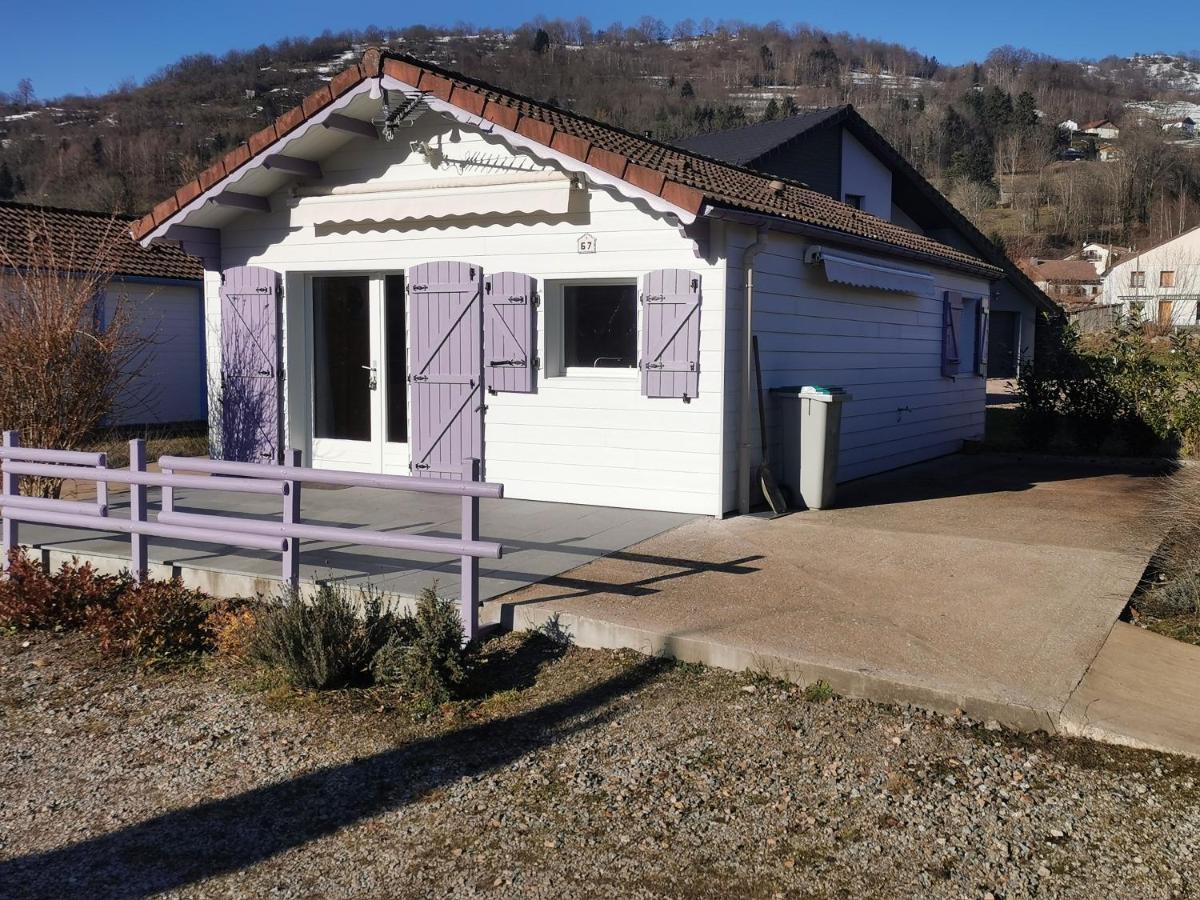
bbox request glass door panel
[310,275,383,471]
[313,276,371,440]
[385,274,408,444]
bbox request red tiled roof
[1023,258,1101,284]
[132,50,1000,278]
[1,201,200,281]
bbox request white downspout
[738,227,769,515]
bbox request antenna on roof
[374,90,428,142]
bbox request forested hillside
[3,18,1200,258]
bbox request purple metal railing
[0,431,504,640]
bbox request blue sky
[5,0,1197,100]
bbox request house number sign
[577,233,596,254]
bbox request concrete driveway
[495,454,1165,733]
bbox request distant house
[1101,225,1200,328]
[0,201,206,425]
[1073,242,1129,275]
[1021,258,1104,305]
[1098,144,1122,162]
[1081,119,1120,140]
[1163,117,1197,137]
[676,105,1060,378]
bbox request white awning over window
[288,172,579,227]
[805,246,935,297]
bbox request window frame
[1130,270,1146,288]
[543,278,640,380]
[843,193,865,210]
[1160,270,1176,288]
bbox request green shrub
[1015,315,1200,457]
[1060,358,1121,450]
[373,587,468,704]
[0,551,129,631]
[85,578,214,658]
[249,582,401,690]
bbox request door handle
[362,363,378,390]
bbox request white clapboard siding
[108,280,206,425]
[719,226,988,510]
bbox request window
[1130,270,1146,288]
[1160,270,1176,288]
[561,284,638,370]
[843,194,864,210]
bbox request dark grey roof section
[676,107,848,166]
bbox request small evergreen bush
[1144,574,1200,619]
[248,582,470,702]
[249,582,401,690]
[373,587,467,704]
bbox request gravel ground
[1,631,1198,899]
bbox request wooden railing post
[282,447,301,588]
[2,431,18,571]
[129,439,147,581]
[460,457,480,642]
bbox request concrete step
[1060,622,1200,758]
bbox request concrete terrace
[21,487,693,607]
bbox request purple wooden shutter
[220,265,280,462]
[407,261,484,480]
[640,269,702,400]
[975,298,990,376]
[483,271,537,393]
[941,291,962,378]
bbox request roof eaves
[704,203,1003,280]
[129,57,375,241]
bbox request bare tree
[0,212,152,496]
[947,178,997,225]
[14,78,34,109]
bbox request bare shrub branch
[0,210,151,496]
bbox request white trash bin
[770,385,851,510]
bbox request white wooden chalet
[133,50,1001,516]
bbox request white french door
[308,273,410,473]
